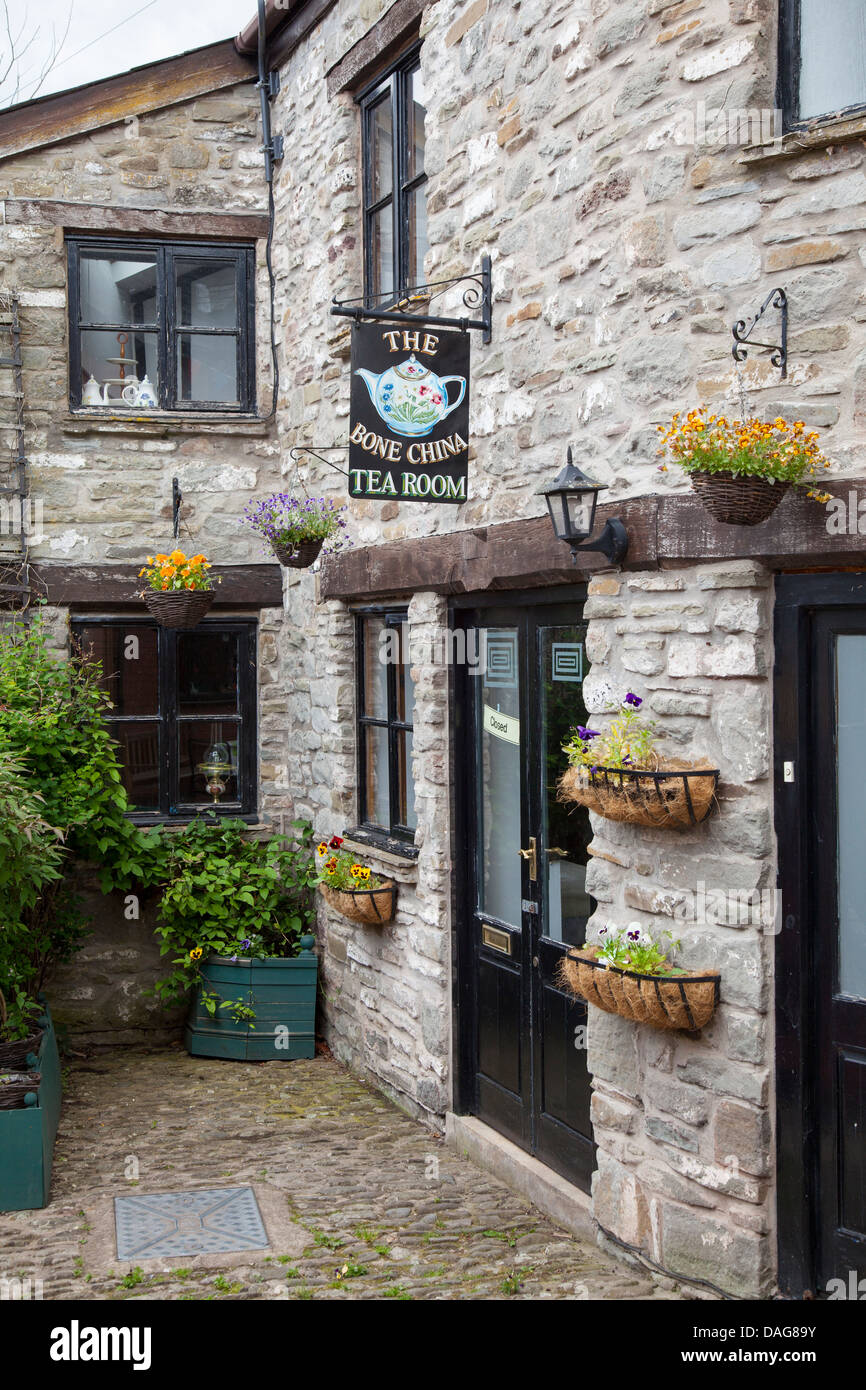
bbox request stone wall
[580,560,776,1297]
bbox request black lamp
[537,446,628,565]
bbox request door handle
[518,836,537,881]
[547,847,570,859]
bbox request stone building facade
[3,0,866,1298]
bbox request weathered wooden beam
[30,564,282,607]
[0,41,256,163]
[4,200,270,240]
[320,487,866,600]
[327,0,428,96]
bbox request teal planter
[184,945,317,1061]
[0,1007,62,1212]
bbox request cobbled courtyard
[0,1048,687,1301]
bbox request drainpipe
[256,0,282,419]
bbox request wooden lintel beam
[4,199,270,240]
[30,563,282,608]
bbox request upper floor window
[356,611,416,843]
[67,238,256,413]
[780,0,866,126]
[358,48,428,304]
[73,617,258,822]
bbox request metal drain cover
[114,1186,269,1260]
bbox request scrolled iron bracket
[732,287,788,379]
[331,253,492,344]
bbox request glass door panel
[539,625,594,947]
[476,627,522,928]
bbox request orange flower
[169,549,186,565]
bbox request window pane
[110,722,160,811]
[178,631,238,716]
[476,628,522,927]
[363,617,389,718]
[79,251,157,326]
[178,720,240,804]
[76,624,159,715]
[174,258,238,329]
[369,94,393,202]
[369,206,395,300]
[176,334,238,404]
[407,67,426,181]
[79,329,158,406]
[408,184,428,287]
[363,724,390,828]
[837,636,866,998]
[799,0,866,120]
[396,628,414,726]
[397,729,416,831]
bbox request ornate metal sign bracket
[732,287,788,379]
[331,254,492,345]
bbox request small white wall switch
[783,761,795,783]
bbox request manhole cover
[114,1186,269,1260]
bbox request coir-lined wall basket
[559,760,719,830]
[320,881,397,926]
[557,947,720,1032]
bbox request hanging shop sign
[348,323,470,503]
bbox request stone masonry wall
[581,560,776,1297]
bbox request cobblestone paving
[0,1048,685,1301]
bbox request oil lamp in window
[198,738,232,803]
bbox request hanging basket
[0,1071,41,1110]
[142,588,215,630]
[0,1028,43,1070]
[319,881,397,925]
[688,470,790,526]
[271,538,324,569]
[559,760,719,830]
[557,948,720,1032]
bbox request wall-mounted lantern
[537,447,628,566]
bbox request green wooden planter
[0,1006,62,1212]
[184,942,317,1062]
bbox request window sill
[341,826,419,865]
[740,110,866,168]
[62,410,273,437]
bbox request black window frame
[67,236,256,414]
[358,43,427,306]
[355,608,416,845]
[779,0,866,131]
[72,616,258,824]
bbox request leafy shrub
[152,817,318,1006]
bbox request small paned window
[780,0,866,127]
[356,611,416,841]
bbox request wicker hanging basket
[142,588,215,630]
[688,470,790,526]
[272,538,324,569]
[319,880,397,925]
[557,947,720,1031]
[0,1028,43,1070]
[0,1071,41,1110]
[559,759,718,830]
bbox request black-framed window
[72,617,257,822]
[67,237,256,412]
[779,0,866,128]
[356,610,416,841]
[358,46,428,304]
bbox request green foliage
[314,837,386,891]
[594,924,684,977]
[151,816,317,1007]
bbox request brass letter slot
[481,925,512,955]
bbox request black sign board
[348,322,470,503]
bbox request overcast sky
[1,0,254,107]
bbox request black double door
[777,576,866,1294]
[454,597,595,1190]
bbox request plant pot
[271,538,324,569]
[142,588,215,629]
[184,948,318,1062]
[559,760,719,830]
[557,947,720,1032]
[0,1027,44,1070]
[319,880,397,925]
[689,470,790,526]
[0,1072,41,1110]
[0,1006,62,1211]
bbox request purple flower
[627,928,642,942]
[599,926,608,936]
[623,692,642,709]
[577,726,601,740]
[240,939,251,951]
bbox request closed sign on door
[483,704,520,745]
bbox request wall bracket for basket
[331,254,492,344]
[731,287,788,379]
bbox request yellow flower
[170,549,186,565]
[317,843,328,855]
[190,947,203,961]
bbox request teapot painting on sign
[355,354,466,437]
